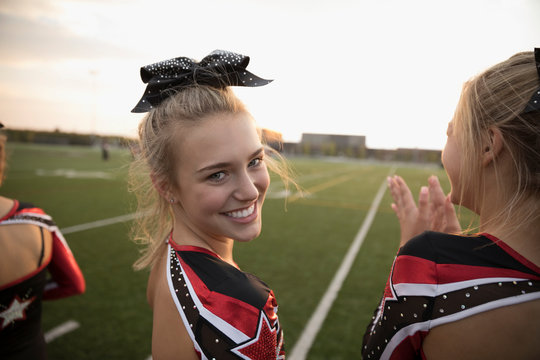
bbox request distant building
[300,133,366,157]
[394,148,441,163]
[262,129,441,164]
[282,141,302,155]
[366,148,441,164]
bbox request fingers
[444,194,462,233]
[388,176,404,207]
[388,174,463,243]
[388,176,398,204]
[388,176,402,216]
[431,198,445,231]
[388,175,416,213]
[426,175,445,231]
[427,176,461,233]
[388,174,462,248]
[388,175,428,246]
[388,176,399,216]
[417,186,430,224]
[428,175,446,210]
[390,203,400,219]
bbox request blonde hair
[129,86,296,270]
[453,51,540,233]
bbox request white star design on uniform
[0,296,35,329]
[231,312,278,359]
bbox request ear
[150,173,174,202]
[482,127,504,167]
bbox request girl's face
[171,111,270,244]
[442,119,467,207]
[442,120,460,203]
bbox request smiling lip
[223,204,257,222]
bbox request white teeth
[227,205,255,218]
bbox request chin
[234,226,262,243]
[234,236,258,243]
[239,230,262,242]
[449,192,459,205]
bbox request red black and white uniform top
[362,231,540,360]
[167,236,285,360]
[0,201,85,360]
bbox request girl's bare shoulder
[423,299,540,360]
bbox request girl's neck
[170,222,235,266]
[477,165,540,267]
[481,214,540,268]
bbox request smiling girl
[129,51,291,360]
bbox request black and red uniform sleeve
[362,231,540,360]
[42,228,85,300]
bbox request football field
[3,142,449,359]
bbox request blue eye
[249,157,262,167]
[209,172,226,182]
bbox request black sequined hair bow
[522,47,540,114]
[131,50,272,113]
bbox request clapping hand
[388,175,461,247]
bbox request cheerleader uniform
[362,231,540,360]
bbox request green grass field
[3,142,451,359]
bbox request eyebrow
[196,147,264,173]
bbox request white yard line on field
[60,212,146,234]
[288,169,394,360]
[44,320,80,343]
[288,174,353,203]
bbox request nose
[234,171,259,202]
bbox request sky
[0,0,539,150]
